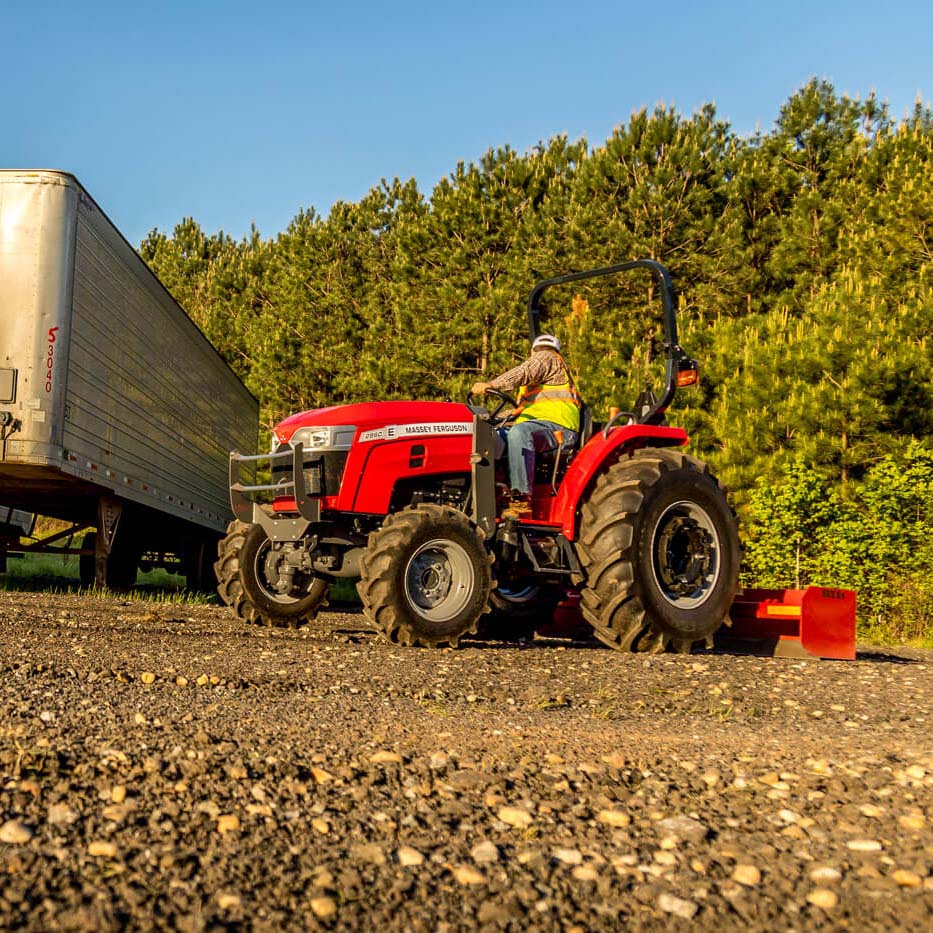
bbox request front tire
[577,449,739,653]
[358,504,492,647]
[214,521,247,608]
[216,521,328,628]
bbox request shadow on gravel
[326,620,923,660]
[854,648,921,664]
[711,637,920,665]
[330,626,608,650]
[473,636,607,650]
[327,600,364,613]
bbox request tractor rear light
[676,361,699,387]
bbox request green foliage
[743,456,844,588]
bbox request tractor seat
[530,403,591,456]
[541,403,593,493]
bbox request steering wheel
[467,387,519,425]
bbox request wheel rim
[404,538,475,622]
[255,540,301,605]
[496,581,539,605]
[649,500,720,609]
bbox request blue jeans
[496,419,578,496]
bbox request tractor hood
[273,401,474,446]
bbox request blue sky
[5,1,931,245]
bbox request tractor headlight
[289,425,357,451]
[307,428,332,449]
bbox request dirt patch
[0,591,931,930]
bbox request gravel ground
[0,590,931,931]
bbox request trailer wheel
[185,534,220,591]
[577,449,739,653]
[215,521,328,627]
[358,504,492,648]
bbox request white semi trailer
[0,170,258,587]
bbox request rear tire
[577,449,738,653]
[358,504,492,647]
[215,521,328,627]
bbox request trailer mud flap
[726,587,856,660]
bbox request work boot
[502,496,533,520]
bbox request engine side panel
[347,434,474,513]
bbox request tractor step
[725,587,856,660]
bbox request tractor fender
[552,424,688,540]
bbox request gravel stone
[847,839,882,852]
[453,865,485,885]
[732,864,762,886]
[898,814,926,831]
[397,846,425,867]
[47,804,78,826]
[0,820,33,844]
[596,809,631,828]
[656,815,708,842]
[554,847,583,866]
[470,840,499,864]
[310,897,337,919]
[658,892,699,919]
[87,841,118,858]
[807,888,839,909]
[216,814,240,834]
[497,806,533,828]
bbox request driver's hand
[471,381,491,397]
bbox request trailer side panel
[62,192,256,530]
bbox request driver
[471,334,581,519]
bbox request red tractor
[216,260,741,652]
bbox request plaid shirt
[488,349,569,393]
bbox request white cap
[532,333,561,352]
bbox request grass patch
[1,553,214,605]
[861,576,933,649]
[859,620,933,651]
[2,553,351,609]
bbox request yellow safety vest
[513,364,582,432]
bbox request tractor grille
[269,444,348,499]
[300,451,349,497]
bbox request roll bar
[526,259,696,425]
